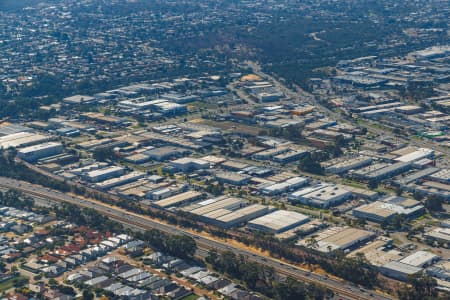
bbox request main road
[0,177,394,300]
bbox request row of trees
[206,250,330,300]
[0,189,34,210]
[137,229,197,259]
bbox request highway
[0,177,395,300]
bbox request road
[0,177,394,300]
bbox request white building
[17,142,63,162]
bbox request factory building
[182,196,246,217]
[379,261,422,281]
[145,146,190,162]
[424,227,450,244]
[260,177,309,196]
[63,95,96,105]
[325,156,373,174]
[95,171,146,190]
[360,162,412,182]
[210,204,272,228]
[151,191,202,209]
[215,172,251,186]
[252,147,290,160]
[399,251,439,268]
[83,166,126,183]
[428,169,450,184]
[170,157,210,172]
[352,196,424,223]
[291,185,352,208]
[298,226,375,253]
[394,148,435,163]
[17,142,64,162]
[0,132,50,149]
[272,149,309,164]
[248,210,310,234]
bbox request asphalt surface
[0,177,395,300]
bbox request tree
[398,273,437,300]
[92,147,115,162]
[425,195,444,212]
[298,153,324,175]
[82,290,94,300]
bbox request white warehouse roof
[248,210,310,233]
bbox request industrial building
[357,162,412,182]
[252,147,290,160]
[379,261,422,281]
[424,227,450,244]
[399,251,439,268]
[394,148,435,163]
[298,226,375,253]
[291,184,352,208]
[215,172,251,186]
[83,166,126,183]
[180,196,274,228]
[170,157,210,172]
[428,169,450,184]
[95,171,146,190]
[145,146,190,161]
[272,149,309,164]
[182,196,246,217]
[17,142,64,162]
[151,191,203,209]
[63,95,97,105]
[260,177,309,196]
[325,156,373,174]
[248,210,310,234]
[0,132,50,149]
[352,196,424,223]
[211,204,272,228]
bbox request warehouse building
[211,204,272,228]
[428,169,450,184]
[83,166,126,183]
[325,156,373,174]
[362,162,412,182]
[248,210,310,234]
[252,147,290,160]
[352,196,424,223]
[293,185,352,208]
[424,227,450,244]
[288,183,330,202]
[63,95,96,105]
[170,157,210,172]
[17,142,64,162]
[400,251,439,268]
[182,196,245,216]
[215,172,251,186]
[379,261,422,281]
[394,148,435,163]
[151,191,202,209]
[260,176,309,196]
[272,149,309,164]
[95,171,146,190]
[298,226,375,253]
[0,132,50,149]
[394,167,440,186]
[145,146,190,161]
